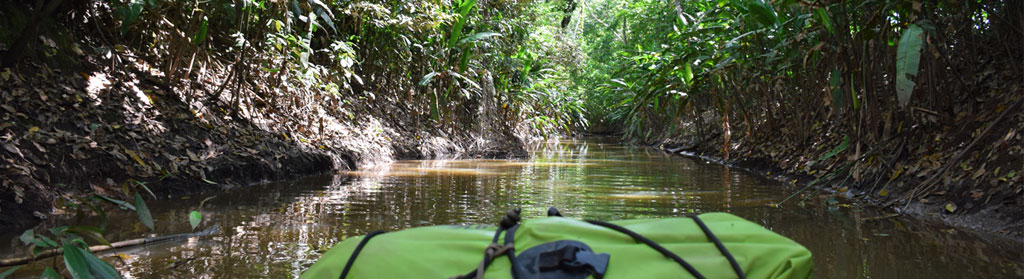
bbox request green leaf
[36,235,58,248]
[457,32,502,45]
[448,71,480,89]
[0,266,21,279]
[682,64,694,85]
[67,226,111,246]
[63,244,94,279]
[189,211,202,230]
[135,193,154,230]
[418,72,439,86]
[40,267,60,279]
[819,135,850,161]
[747,0,777,27]
[84,252,121,279]
[63,243,121,279]
[193,19,208,45]
[447,0,477,48]
[95,195,135,211]
[829,68,843,110]
[311,0,337,33]
[815,8,833,34]
[121,1,144,36]
[135,181,157,199]
[19,229,33,245]
[81,200,109,230]
[895,24,923,107]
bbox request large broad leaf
[63,244,94,279]
[310,0,337,34]
[134,193,154,230]
[747,0,777,27]
[895,24,923,107]
[81,247,121,279]
[447,0,477,48]
[120,1,144,36]
[63,243,121,279]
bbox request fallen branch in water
[0,225,220,267]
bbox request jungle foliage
[571,0,1022,218]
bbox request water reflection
[0,139,1021,278]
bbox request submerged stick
[0,225,220,267]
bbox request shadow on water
[1,139,1021,278]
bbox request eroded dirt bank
[650,96,1023,240]
[0,60,530,231]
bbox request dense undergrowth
[569,0,1022,236]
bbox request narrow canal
[2,139,1021,278]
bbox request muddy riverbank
[0,61,530,232]
[652,134,1024,242]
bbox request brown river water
[1,139,1022,278]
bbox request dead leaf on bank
[945,202,957,213]
[125,148,147,168]
[3,143,24,158]
[32,141,46,153]
[970,189,984,200]
[972,167,986,179]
